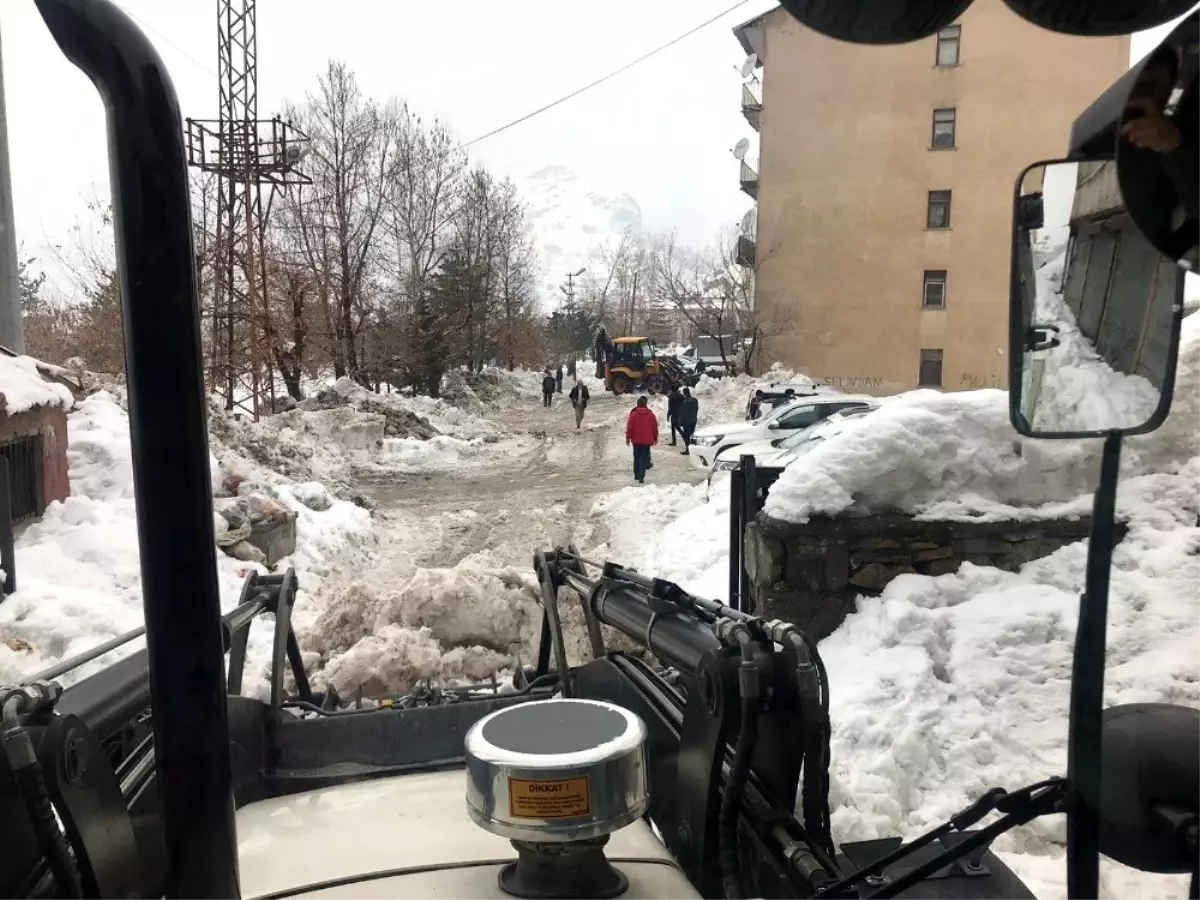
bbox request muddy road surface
[357,391,702,579]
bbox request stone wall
[745,512,1121,641]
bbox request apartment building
[732,2,1130,393]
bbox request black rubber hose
[719,694,759,900]
[14,756,83,898]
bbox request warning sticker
[508,776,592,819]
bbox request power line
[113,2,219,80]
[461,0,754,148]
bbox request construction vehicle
[595,330,697,395]
[1,2,1197,900]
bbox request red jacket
[626,406,659,446]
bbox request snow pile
[470,366,568,410]
[762,389,1108,524]
[635,316,1200,899]
[384,387,509,441]
[0,354,76,414]
[1022,245,1161,432]
[591,481,726,598]
[374,434,491,471]
[304,554,543,698]
[0,392,373,689]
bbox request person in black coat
[677,387,699,455]
[568,380,590,429]
[666,387,683,446]
[541,371,556,407]
[555,365,564,393]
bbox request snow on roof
[0,354,76,416]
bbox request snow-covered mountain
[516,165,642,309]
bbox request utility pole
[561,266,585,306]
[0,26,25,354]
[186,0,309,420]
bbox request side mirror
[766,420,781,430]
[1008,158,1185,437]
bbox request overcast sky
[1,0,775,266]
[0,0,1190,280]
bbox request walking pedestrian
[678,387,699,455]
[666,386,683,446]
[541,371,556,408]
[569,379,590,429]
[625,396,659,484]
[555,365,564,393]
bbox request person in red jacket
[625,396,659,484]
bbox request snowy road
[367,391,697,568]
[298,389,705,697]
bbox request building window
[927,190,952,229]
[932,108,956,148]
[936,25,961,66]
[919,349,944,387]
[923,270,947,307]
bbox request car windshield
[777,420,832,450]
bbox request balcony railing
[736,234,756,267]
[741,82,762,131]
[739,158,758,199]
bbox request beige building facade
[733,2,1130,394]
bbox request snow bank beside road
[634,318,1200,899]
[0,392,372,690]
[763,389,1103,523]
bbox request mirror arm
[1066,430,1123,900]
[1023,325,1062,352]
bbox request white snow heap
[0,354,76,414]
[762,389,1109,524]
[1023,245,1161,432]
[628,314,1200,900]
[0,391,373,689]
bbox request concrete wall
[751,2,1130,393]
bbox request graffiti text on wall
[959,372,1004,389]
[816,376,886,389]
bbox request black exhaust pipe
[32,1,237,896]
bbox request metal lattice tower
[186,0,309,419]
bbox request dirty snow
[0,353,76,414]
[0,391,372,691]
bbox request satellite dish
[732,138,751,160]
[740,208,756,236]
[739,53,759,79]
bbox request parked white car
[710,407,875,476]
[688,394,877,471]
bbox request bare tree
[386,106,465,316]
[651,227,789,373]
[281,60,396,381]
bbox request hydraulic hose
[719,637,761,900]
[2,696,82,899]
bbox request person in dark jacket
[677,387,699,454]
[568,380,590,429]
[541,371,556,407]
[666,386,683,445]
[747,389,765,420]
[625,396,659,484]
[555,365,564,393]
